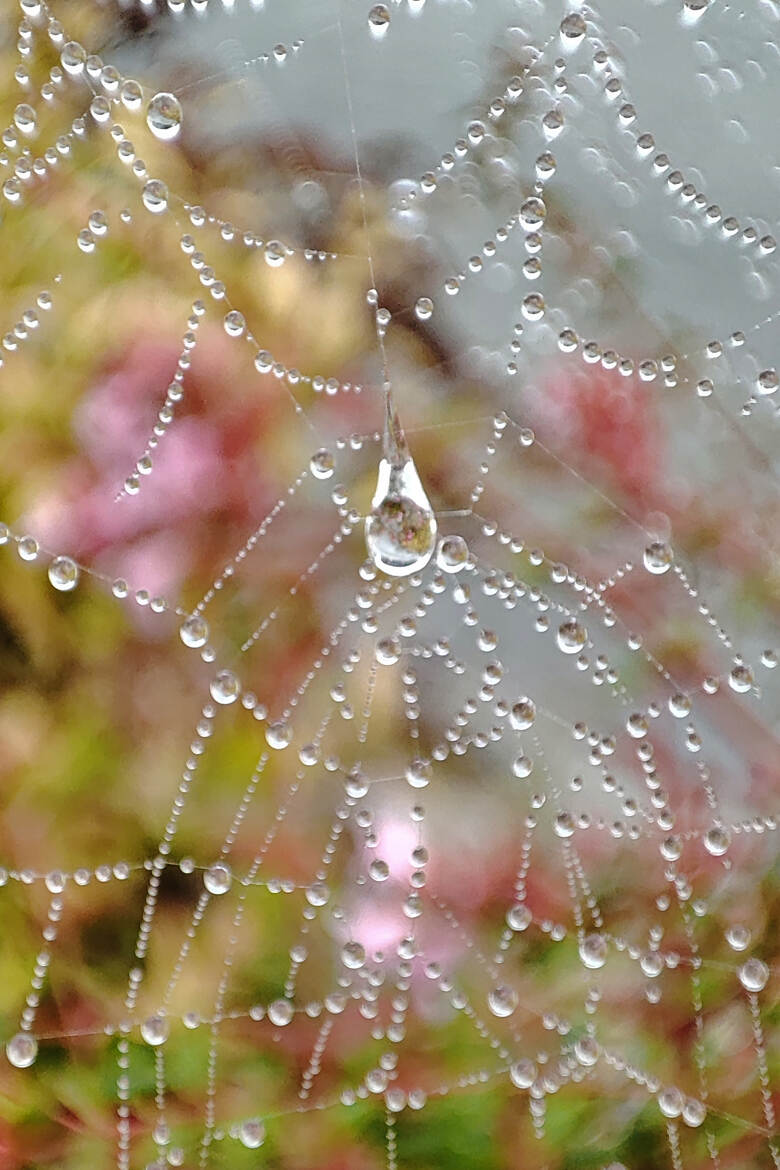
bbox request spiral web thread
[0,1,778,1168]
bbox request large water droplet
[239,1119,266,1149]
[6,1032,37,1068]
[368,4,390,37]
[146,92,182,141]
[48,555,79,591]
[365,455,437,577]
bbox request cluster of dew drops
[1,4,779,1163]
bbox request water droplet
[643,542,673,574]
[487,984,518,1017]
[682,1098,706,1127]
[366,448,437,577]
[560,12,587,43]
[726,924,751,951]
[658,1086,684,1118]
[756,369,778,396]
[556,619,587,654]
[264,240,286,267]
[180,614,209,648]
[368,4,390,37]
[223,310,245,338]
[703,826,730,856]
[507,903,532,931]
[342,941,366,969]
[209,670,241,705]
[579,933,607,969]
[17,536,39,562]
[48,555,79,591]
[509,697,536,730]
[140,1016,169,1046]
[405,758,431,788]
[204,862,232,895]
[6,1032,37,1068]
[668,693,691,718]
[61,41,86,75]
[436,535,468,572]
[370,859,390,882]
[729,663,754,693]
[738,958,769,992]
[415,297,434,321]
[239,1119,265,1149]
[142,179,169,214]
[574,1035,599,1065]
[268,998,294,1026]
[519,196,546,232]
[146,92,182,141]
[265,720,292,750]
[310,448,335,479]
[512,755,533,778]
[13,103,36,135]
[509,1058,536,1087]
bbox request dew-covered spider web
[0,0,779,1167]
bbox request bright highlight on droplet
[365,457,437,577]
[146,92,183,141]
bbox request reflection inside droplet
[365,456,437,577]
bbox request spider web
[0,1,778,1169]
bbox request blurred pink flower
[29,333,277,599]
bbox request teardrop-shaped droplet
[365,455,437,576]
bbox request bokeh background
[0,1,778,1168]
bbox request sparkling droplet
[703,826,730,856]
[682,1098,706,1127]
[509,1058,536,1088]
[366,452,437,577]
[17,536,39,562]
[264,240,286,267]
[509,697,536,730]
[268,998,294,1026]
[142,179,169,214]
[48,555,79,591]
[738,957,769,992]
[146,92,182,141]
[405,758,431,789]
[507,903,532,931]
[579,932,607,969]
[61,41,86,75]
[487,984,518,1018]
[342,941,366,969]
[436,535,468,573]
[643,541,673,574]
[265,720,292,750]
[560,12,587,43]
[574,1035,599,1065]
[140,1016,169,1046]
[415,297,434,321]
[658,1086,684,1118]
[310,448,335,479]
[209,670,241,705]
[204,862,232,895]
[519,196,546,232]
[728,663,754,693]
[368,4,390,37]
[725,924,751,951]
[756,368,778,396]
[239,1119,265,1149]
[556,619,587,654]
[180,614,209,648]
[6,1032,37,1068]
[370,859,390,882]
[13,103,37,135]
